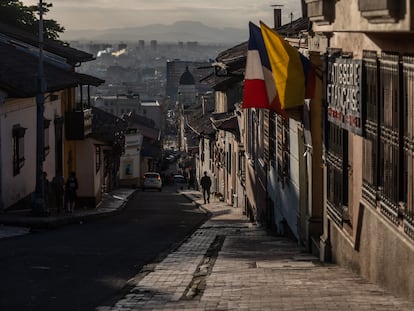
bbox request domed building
[177,66,197,109]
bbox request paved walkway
[97,190,414,311]
[1,188,413,310]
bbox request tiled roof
[211,112,235,122]
[0,41,104,98]
[216,41,247,67]
[186,104,215,137]
[123,112,160,140]
[276,17,310,36]
[91,107,127,143]
[203,17,310,89]
[212,115,240,139]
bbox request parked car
[173,174,186,185]
[142,172,162,191]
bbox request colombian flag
[243,21,314,111]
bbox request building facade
[306,0,414,300]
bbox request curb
[177,190,213,218]
[0,189,137,230]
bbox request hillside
[62,21,248,44]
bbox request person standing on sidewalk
[200,171,212,204]
[65,172,78,213]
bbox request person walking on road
[65,172,78,213]
[200,171,212,204]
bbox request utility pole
[32,0,47,216]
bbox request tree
[0,0,64,40]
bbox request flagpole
[32,0,47,216]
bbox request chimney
[301,0,308,18]
[272,5,283,29]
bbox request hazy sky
[21,0,302,31]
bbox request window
[95,145,101,173]
[227,143,232,172]
[12,125,26,176]
[276,114,289,185]
[258,109,265,163]
[403,55,414,239]
[246,109,256,163]
[238,150,246,184]
[378,52,402,225]
[44,119,51,159]
[362,50,380,207]
[103,150,110,178]
[326,122,348,227]
[269,111,276,167]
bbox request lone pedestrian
[200,171,212,204]
[65,172,78,213]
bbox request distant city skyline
[21,0,302,31]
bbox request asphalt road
[0,186,208,311]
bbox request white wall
[77,139,101,200]
[268,119,301,238]
[1,94,62,209]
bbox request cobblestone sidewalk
[99,190,414,311]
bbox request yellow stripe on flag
[260,22,305,110]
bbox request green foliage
[0,0,65,40]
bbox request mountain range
[62,21,249,44]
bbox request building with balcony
[0,24,103,211]
[306,0,414,300]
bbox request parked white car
[142,172,162,191]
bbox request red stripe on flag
[242,79,270,109]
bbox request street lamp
[31,0,47,216]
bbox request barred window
[103,150,110,178]
[238,150,246,184]
[362,50,380,206]
[269,111,276,167]
[276,114,289,186]
[326,122,348,227]
[95,145,101,173]
[403,55,414,239]
[43,119,51,159]
[378,52,402,225]
[258,109,265,163]
[263,110,270,164]
[227,143,232,172]
[246,109,257,163]
[12,125,26,176]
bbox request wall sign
[327,58,364,135]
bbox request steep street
[0,187,207,311]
